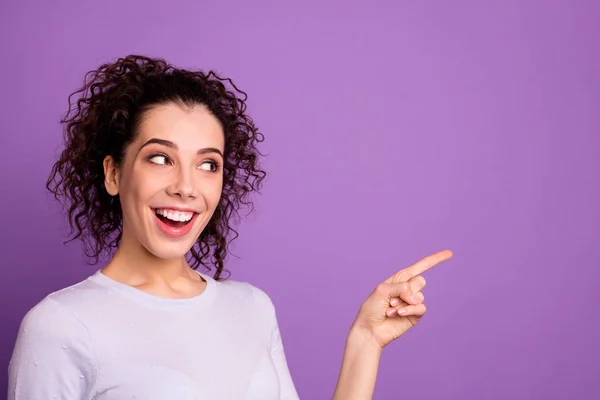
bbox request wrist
[333,325,383,400]
[347,325,384,354]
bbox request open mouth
[152,208,199,238]
[154,210,192,228]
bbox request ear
[103,155,120,196]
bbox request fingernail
[398,308,407,315]
[387,308,397,317]
[390,298,400,307]
[410,295,417,304]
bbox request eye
[199,161,219,172]
[148,154,171,165]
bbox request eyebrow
[137,138,224,158]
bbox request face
[103,102,225,260]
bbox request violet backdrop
[1,0,599,398]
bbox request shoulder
[19,291,90,341]
[217,278,276,314]
[20,296,69,334]
[18,276,105,339]
[10,284,99,398]
[214,278,281,341]
[12,292,97,374]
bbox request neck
[102,230,197,286]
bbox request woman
[8,54,452,399]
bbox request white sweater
[8,270,300,400]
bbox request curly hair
[46,54,266,281]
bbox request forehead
[136,103,224,151]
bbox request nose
[166,166,197,200]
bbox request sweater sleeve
[270,313,300,400]
[8,297,98,400]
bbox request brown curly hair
[46,54,266,281]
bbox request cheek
[119,169,164,209]
[209,179,224,205]
[201,176,223,208]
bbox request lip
[151,206,199,213]
[151,208,200,239]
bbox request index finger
[387,249,453,283]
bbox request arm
[250,285,300,400]
[270,316,300,400]
[8,297,98,400]
[333,250,454,399]
[332,327,383,400]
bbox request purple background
[1,0,599,398]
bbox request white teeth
[155,209,194,222]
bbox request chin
[145,244,195,261]
[140,234,199,261]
